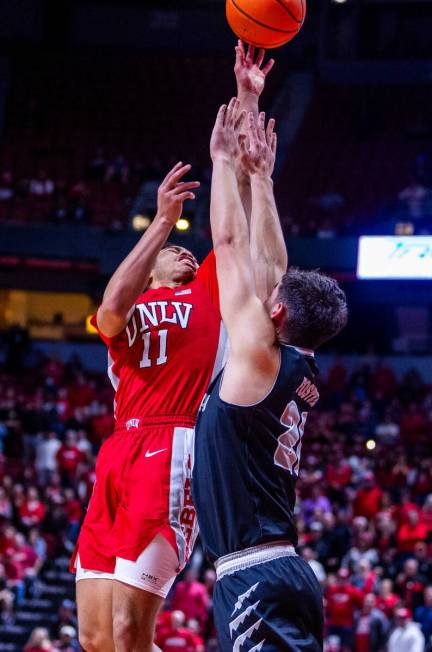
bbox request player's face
[154,246,198,284]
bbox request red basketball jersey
[92,251,226,422]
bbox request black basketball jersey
[191,344,319,563]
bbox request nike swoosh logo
[145,448,167,458]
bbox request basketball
[226,0,306,49]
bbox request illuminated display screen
[357,236,432,280]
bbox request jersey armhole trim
[217,348,282,409]
[281,343,315,357]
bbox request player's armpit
[220,337,280,406]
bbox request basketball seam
[230,0,299,34]
[273,0,302,24]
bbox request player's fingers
[174,181,201,193]
[271,132,277,155]
[246,44,255,64]
[226,97,239,126]
[257,112,266,141]
[235,46,243,68]
[256,48,265,68]
[215,104,228,127]
[266,117,275,145]
[247,112,259,151]
[235,40,245,66]
[234,109,247,133]
[161,161,184,186]
[176,191,196,202]
[166,163,192,188]
[262,58,275,77]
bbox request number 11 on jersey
[140,330,168,368]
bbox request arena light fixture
[176,218,190,232]
[132,214,152,231]
[366,439,376,451]
[85,315,98,335]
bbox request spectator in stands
[35,431,61,485]
[29,171,55,198]
[19,487,46,529]
[105,154,129,184]
[351,558,378,593]
[171,568,210,634]
[63,488,83,547]
[302,546,327,585]
[186,618,205,652]
[375,411,400,445]
[24,626,56,651]
[301,484,332,525]
[353,472,383,520]
[415,585,432,647]
[75,429,92,461]
[388,607,425,652]
[156,610,202,652]
[28,527,47,565]
[397,509,429,553]
[326,568,363,651]
[56,624,79,651]
[0,486,12,518]
[55,431,84,486]
[0,562,14,624]
[377,578,400,618]
[399,178,429,220]
[354,593,389,652]
[396,558,429,612]
[413,542,432,581]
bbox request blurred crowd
[0,151,169,230]
[0,329,432,651]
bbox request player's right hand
[155,163,200,226]
[234,40,275,98]
[238,111,277,179]
[210,97,246,163]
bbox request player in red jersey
[73,43,279,652]
[73,161,226,652]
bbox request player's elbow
[98,297,130,333]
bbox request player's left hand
[234,40,275,98]
[238,111,277,178]
[210,97,246,163]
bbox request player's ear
[270,302,285,324]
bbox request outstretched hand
[156,162,200,226]
[238,112,277,179]
[210,97,246,163]
[234,40,275,98]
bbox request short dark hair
[278,268,348,350]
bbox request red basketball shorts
[71,415,198,594]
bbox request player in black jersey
[191,99,348,651]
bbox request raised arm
[239,111,288,301]
[97,162,199,337]
[234,41,274,221]
[210,99,278,404]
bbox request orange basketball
[226,0,306,49]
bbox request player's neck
[148,278,183,290]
